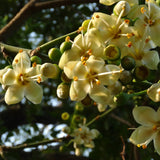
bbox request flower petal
[129,126,155,146]
[2,69,16,85]
[147,83,160,102]
[154,132,160,155]
[133,106,157,126]
[70,81,89,101]
[24,80,43,104]
[5,84,25,105]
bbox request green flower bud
[81,19,90,33]
[57,83,70,99]
[113,1,130,17]
[104,45,121,61]
[40,63,60,79]
[60,41,72,53]
[61,112,70,120]
[48,48,62,62]
[75,102,84,112]
[121,56,136,70]
[134,65,150,81]
[72,114,84,123]
[30,56,42,64]
[119,70,133,85]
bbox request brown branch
[120,136,126,160]
[0,0,99,41]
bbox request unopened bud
[61,112,70,120]
[75,102,84,112]
[62,126,71,134]
[48,48,62,62]
[121,56,135,70]
[113,1,131,17]
[30,56,42,64]
[104,45,121,61]
[81,19,91,33]
[60,41,72,53]
[119,70,133,84]
[134,65,150,81]
[57,83,70,99]
[41,63,60,79]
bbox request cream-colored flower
[64,55,121,107]
[1,51,44,105]
[59,34,104,69]
[129,106,160,155]
[134,2,160,46]
[71,125,99,149]
[147,83,160,102]
[100,0,138,6]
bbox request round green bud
[61,112,70,120]
[134,65,150,81]
[121,56,136,70]
[72,114,83,123]
[81,19,90,33]
[75,102,84,112]
[104,45,121,61]
[57,83,70,99]
[60,41,72,53]
[40,63,60,79]
[30,56,42,64]
[48,48,62,62]
[119,70,133,85]
[113,1,130,17]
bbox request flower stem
[130,90,147,96]
[86,107,116,127]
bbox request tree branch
[0,0,99,41]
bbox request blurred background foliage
[0,0,160,160]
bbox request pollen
[141,7,146,14]
[96,80,101,85]
[127,33,134,39]
[137,144,141,147]
[124,19,130,25]
[15,59,18,63]
[142,144,147,149]
[158,90,160,95]
[73,76,78,81]
[37,77,41,83]
[65,36,70,42]
[32,62,37,67]
[152,125,157,131]
[145,38,150,43]
[127,41,132,48]
[87,49,92,56]
[79,128,82,131]
[78,26,83,33]
[93,102,97,106]
[19,49,23,53]
[95,15,100,18]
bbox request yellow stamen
[158,91,160,95]
[124,19,130,25]
[148,19,153,25]
[19,49,23,53]
[127,33,134,39]
[15,59,18,63]
[65,36,70,42]
[127,41,132,48]
[79,128,82,131]
[95,15,99,18]
[73,76,78,81]
[137,144,141,147]
[96,80,100,85]
[32,62,37,67]
[152,125,157,131]
[145,38,150,43]
[141,7,146,14]
[93,102,97,106]
[37,77,41,83]
[142,144,147,149]
[78,26,83,33]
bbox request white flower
[1,51,44,105]
[129,106,160,155]
[71,125,99,148]
[64,55,121,107]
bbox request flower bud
[60,41,72,53]
[119,70,133,85]
[72,114,84,123]
[62,126,71,134]
[121,56,135,70]
[81,19,90,33]
[48,48,62,62]
[40,63,60,79]
[104,45,121,61]
[61,112,70,120]
[113,1,131,17]
[57,83,70,99]
[108,81,122,94]
[30,56,42,64]
[134,65,150,81]
[75,102,84,112]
